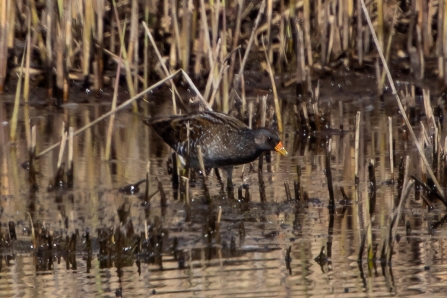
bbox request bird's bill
[274,142,288,156]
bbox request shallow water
[1,72,447,297]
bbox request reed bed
[0,0,445,112]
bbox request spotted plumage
[144,111,287,169]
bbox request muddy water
[1,73,447,297]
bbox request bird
[144,110,287,189]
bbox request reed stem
[10,35,27,142]
[360,0,445,198]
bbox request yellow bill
[274,142,288,156]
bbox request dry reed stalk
[128,0,138,63]
[46,0,55,98]
[203,39,222,101]
[228,0,244,86]
[10,36,27,143]
[262,38,283,133]
[421,0,430,55]
[92,61,99,91]
[356,0,363,66]
[214,0,221,53]
[199,0,214,67]
[133,36,139,96]
[407,3,416,60]
[193,27,205,77]
[144,161,151,202]
[368,159,376,214]
[248,101,253,129]
[438,0,446,62]
[196,145,206,179]
[112,0,137,112]
[388,117,394,181]
[354,112,360,183]
[294,19,306,92]
[379,7,398,90]
[0,0,10,92]
[320,4,329,66]
[220,30,230,114]
[326,3,336,64]
[143,0,150,99]
[65,0,73,69]
[342,0,350,51]
[104,52,122,160]
[95,0,105,92]
[415,25,425,80]
[216,205,222,225]
[360,0,444,198]
[25,118,31,160]
[27,212,36,249]
[423,89,435,128]
[326,139,335,212]
[171,88,177,115]
[420,134,427,184]
[182,176,190,206]
[191,0,199,50]
[303,0,312,67]
[232,0,266,92]
[55,18,65,103]
[260,95,267,127]
[276,3,285,72]
[6,0,14,49]
[376,0,383,51]
[208,64,228,108]
[24,9,31,102]
[67,126,74,188]
[301,102,310,130]
[420,122,430,147]
[82,0,93,90]
[131,3,140,96]
[109,5,115,54]
[169,0,183,68]
[57,129,68,170]
[144,220,148,240]
[284,0,295,18]
[339,101,343,130]
[221,12,229,113]
[443,0,447,71]
[29,0,47,63]
[182,0,192,71]
[31,125,36,153]
[239,55,247,114]
[267,0,273,62]
[68,127,73,169]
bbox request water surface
[1,73,447,297]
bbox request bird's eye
[268,137,272,141]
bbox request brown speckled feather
[144,111,285,168]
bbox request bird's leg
[214,168,226,193]
[214,168,222,182]
[205,168,212,176]
[224,166,234,191]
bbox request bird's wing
[145,112,249,156]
